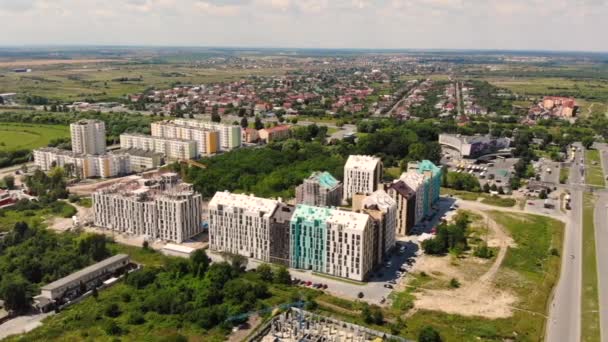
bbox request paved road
[546,145,583,342]
[0,312,54,340]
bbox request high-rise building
[353,190,397,266]
[399,171,426,224]
[269,203,295,266]
[407,160,442,217]
[151,121,219,157]
[343,155,383,202]
[119,133,197,160]
[295,171,343,207]
[208,192,282,262]
[92,173,202,243]
[386,180,417,236]
[173,119,241,151]
[290,205,374,282]
[70,119,106,155]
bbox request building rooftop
[121,133,196,144]
[72,119,104,126]
[40,254,129,293]
[409,160,441,177]
[345,155,381,172]
[209,191,280,217]
[293,204,369,232]
[388,180,416,199]
[307,171,341,189]
[261,125,291,133]
[362,189,396,212]
[399,171,426,190]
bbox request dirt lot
[409,206,518,319]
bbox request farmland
[0,123,69,152]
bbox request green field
[384,211,564,341]
[0,123,69,152]
[585,150,605,187]
[0,201,76,232]
[0,62,281,103]
[582,193,601,342]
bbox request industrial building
[295,171,343,207]
[92,173,203,243]
[343,155,383,202]
[34,254,131,311]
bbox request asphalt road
[546,146,583,342]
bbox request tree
[273,266,291,285]
[361,304,372,324]
[0,274,32,313]
[482,183,491,193]
[211,105,221,123]
[449,278,460,288]
[418,326,442,342]
[190,249,211,277]
[240,117,249,129]
[256,264,273,282]
[3,175,15,189]
[254,116,264,130]
[582,136,594,149]
[103,320,122,336]
[104,303,122,317]
[539,190,548,199]
[142,240,149,250]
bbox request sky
[0,0,607,51]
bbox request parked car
[384,284,393,289]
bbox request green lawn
[0,201,76,232]
[560,166,570,184]
[386,211,564,341]
[585,150,605,187]
[582,193,601,342]
[441,188,516,207]
[0,123,69,152]
[480,195,516,207]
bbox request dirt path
[411,205,518,318]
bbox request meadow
[0,123,69,152]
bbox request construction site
[249,308,409,342]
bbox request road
[546,144,583,342]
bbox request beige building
[151,121,219,156]
[114,148,163,173]
[92,173,202,243]
[70,119,106,155]
[172,119,242,151]
[33,147,131,178]
[343,155,383,201]
[353,190,397,266]
[119,133,197,160]
[259,125,291,143]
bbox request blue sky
[0,0,606,51]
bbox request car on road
[384,284,393,289]
[388,280,397,285]
[528,202,534,205]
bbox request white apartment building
[343,155,383,201]
[399,171,426,225]
[70,119,106,155]
[120,133,197,160]
[151,121,219,157]
[173,119,241,151]
[326,209,374,281]
[208,191,280,262]
[359,190,397,265]
[33,147,131,178]
[92,174,202,243]
[114,148,164,173]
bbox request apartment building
[70,119,106,155]
[259,125,291,143]
[114,148,164,173]
[399,171,426,224]
[290,205,374,282]
[33,147,131,178]
[386,180,417,235]
[295,171,343,207]
[151,121,219,156]
[120,133,197,160]
[269,203,295,266]
[92,173,202,243]
[407,160,442,217]
[343,155,383,201]
[353,190,397,266]
[208,192,282,262]
[173,119,242,151]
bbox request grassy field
[483,77,608,117]
[0,201,77,232]
[560,166,570,184]
[382,211,564,341]
[0,62,282,103]
[585,150,605,187]
[480,195,516,207]
[0,123,69,152]
[582,193,601,342]
[441,188,515,207]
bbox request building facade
[399,171,426,224]
[290,205,374,281]
[173,119,242,151]
[269,203,295,266]
[343,155,383,201]
[208,192,281,262]
[353,190,397,266]
[295,171,343,207]
[386,180,417,236]
[439,134,511,158]
[114,148,164,173]
[151,121,219,157]
[259,125,291,143]
[407,160,442,217]
[120,133,197,160]
[92,174,202,243]
[33,147,131,178]
[70,119,106,155]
